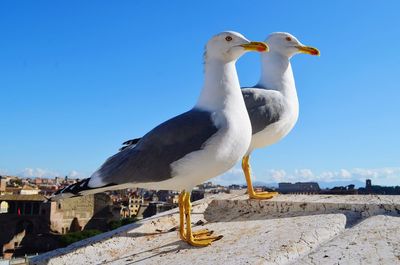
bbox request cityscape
[1,0,399,263]
[1,174,399,261]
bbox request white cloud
[17,168,88,179]
[19,168,61,178]
[295,169,314,179]
[349,167,400,186]
[211,166,400,187]
[68,170,86,179]
[268,169,287,182]
[339,169,352,178]
[268,168,316,183]
[319,171,334,180]
[255,167,400,186]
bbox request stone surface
[297,215,400,265]
[30,193,400,265]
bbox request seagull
[52,31,268,247]
[121,33,320,200]
[241,32,320,199]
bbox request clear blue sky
[1,1,399,186]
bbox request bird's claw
[249,191,278,200]
[186,234,223,247]
[193,228,214,237]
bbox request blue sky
[1,1,399,186]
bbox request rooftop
[0,194,45,201]
[30,192,400,264]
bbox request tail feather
[50,178,116,201]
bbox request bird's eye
[225,36,233,42]
[285,37,292,41]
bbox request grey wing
[91,108,219,186]
[242,88,285,134]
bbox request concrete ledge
[29,193,400,265]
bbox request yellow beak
[296,45,320,56]
[240,42,269,52]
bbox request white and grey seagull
[52,31,268,246]
[241,32,320,199]
[120,33,320,200]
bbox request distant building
[278,182,321,194]
[156,190,179,203]
[366,179,372,193]
[191,190,205,202]
[37,185,58,196]
[33,178,43,185]
[203,182,214,189]
[254,187,263,193]
[358,179,400,195]
[47,193,115,234]
[120,206,129,218]
[142,202,176,218]
[366,179,372,188]
[129,195,144,217]
[321,185,358,195]
[0,194,48,258]
[194,182,229,194]
[228,184,242,190]
[19,185,40,195]
[0,176,7,193]
[0,194,43,216]
[120,194,144,218]
[167,194,179,204]
[0,193,116,259]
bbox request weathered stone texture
[30,193,400,265]
[297,215,400,265]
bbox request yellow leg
[242,155,278,200]
[178,192,186,240]
[183,191,222,247]
[179,191,213,241]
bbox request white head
[204,31,268,63]
[266,32,320,58]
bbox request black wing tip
[122,138,141,146]
[50,178,118,201]
[51,178,91,198]
[120,137,142,151]
[119,146,129,152]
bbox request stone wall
[49,193,113,234]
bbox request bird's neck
[257,51,298,101]
[196,59,243,112]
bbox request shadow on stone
[104,239,192,265]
